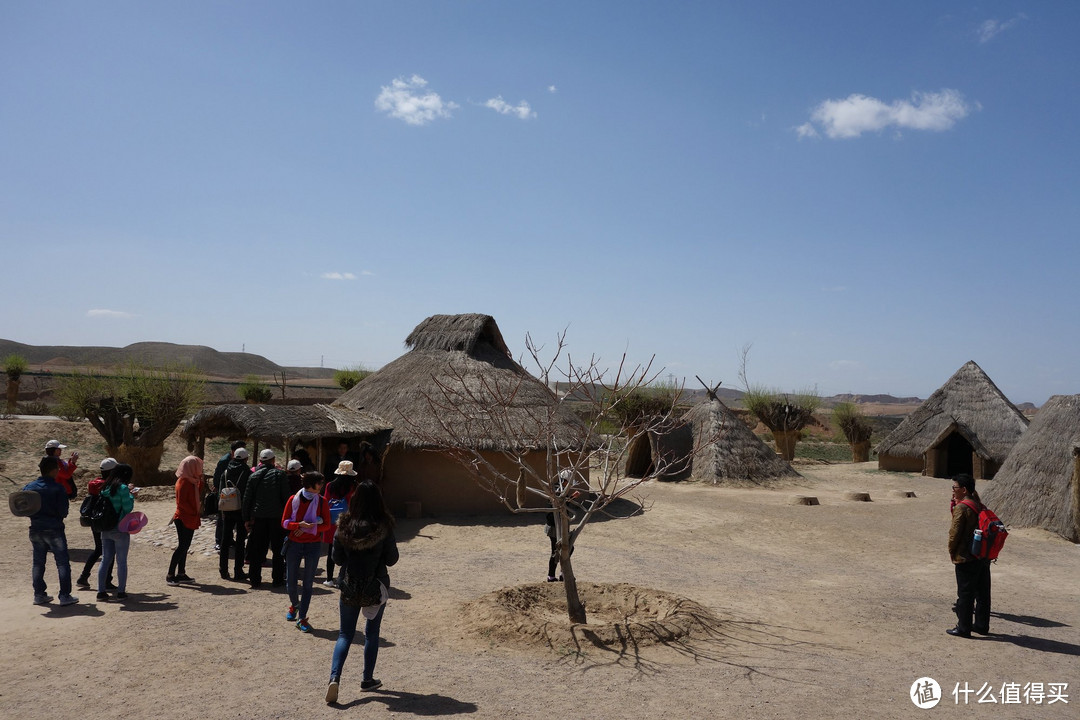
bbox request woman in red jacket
[168,455,204,586]
[283,471,331,632]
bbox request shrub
[238,375,273,403]
[832,402,873,444]
[334,365,370,391]
[17,401,52,416]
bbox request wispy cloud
[548,85,557,94]
[797,89,973,140]
[483,96,536,120]
[977,14,1026,43]
[321,272,357,281]
[375,75,458,126]
[87,309,136,319]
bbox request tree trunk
[772,430,799,462]
[111,444,168,485]
[851,440,871,463]
[5,378,17,414]
[557,510,586,623]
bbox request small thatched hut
[181,403,392,470]
[335,313,591,515]
[630,390,800,484]
[876,361,1028,479]
[981,394,1080,543]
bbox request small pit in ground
[462,582,720,651]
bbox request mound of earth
[462,582,719,651]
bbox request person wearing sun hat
[43,439,79,499]
[321,460,358,587]
[76,458,119,590]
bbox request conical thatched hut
[981,394,1080,543]
[876,361,1028,479]
[335,313,591,515]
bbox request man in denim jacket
[24,456,79,606]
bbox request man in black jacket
[243,449,290,588]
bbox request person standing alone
[946,473,992,638]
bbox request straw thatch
[335,314,589,451]
[681,394,801,484]
[876,361,1028,478]
[981,394,1080,543]
[181,403,392,448]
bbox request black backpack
[89,493,119,532]
[78,495,95,527]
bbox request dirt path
[1,421,1077,718]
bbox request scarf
[289,489,320,536]
[175,455,204,487]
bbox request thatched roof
[335,314,589,451]
[677,395,800,484]
[981,394,1080,543]
[875,361,1028,461]
[181,403,392,447]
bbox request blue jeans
[330,599,385,682]
[99,529,130,593]
[285,540,322,620]
[29,528,72,597]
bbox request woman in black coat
[325,481,398,704]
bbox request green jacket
[242,464,290,521]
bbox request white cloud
[977,14,1026,43]
[321,272,357,281]
[483,96,536,120]
[800,89,973,140]
[87,309,135,319]
[548,85,557,94]
[375,75,458,126]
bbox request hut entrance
[934,431,974,477]
[624,434,653,478]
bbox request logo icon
[911,677,942,709]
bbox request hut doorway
[933,431,974,477]
[625,434,653,478]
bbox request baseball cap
[45,439,67,450]
[100,457,118,472]
[259,448,275,461]
[286,459,303,471]
[233,447,250,460]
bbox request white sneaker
[322,579,336,587]
[58,594,79,607]
[325,678,339,704]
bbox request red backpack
[960,499,1008,561]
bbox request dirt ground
[1,420,1077,719]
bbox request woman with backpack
[76,458,117,591]
[947,473,992,638]
[98,463,137,601]
[321,460,358,587]
[168,455,204,586]
[325,481,398,704]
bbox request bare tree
[273,370,288,400]
[409,330,716,624]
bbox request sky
[1,2,1078,406]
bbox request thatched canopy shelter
[981,394,1080,543]
[876,361,1028,479]
[628,391,800,484]
[334,313,591,514]
[181,403,392,468]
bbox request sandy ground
[1,420,1078,719]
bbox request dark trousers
[169,519,195,577]
[218,511,247,577]
[954,559,991,632]
[247,517,286,587]
[548,535,574,578]
[79,527,114,584]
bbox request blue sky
[2,2,1077,405]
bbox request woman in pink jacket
[167,456,204,586]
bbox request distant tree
[55,363,205,481]
[238,375,273,403]
[333,365,369,391]
[607,382,681,431]
[4,354,28,414]
[742,386,821,461]
[832,402,874,462]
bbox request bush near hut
[832,402,874,462]
[742,386,820,461]
[333,365,370,391]
[238,375,273,403]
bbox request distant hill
[0,339,336,380]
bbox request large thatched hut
[981,394,1080,543]
[628,391,800,484]
[335,313,590,515]
[876,361,1028,479]
[181,403,392,470]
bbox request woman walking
[325,481,398,704]
[168,455,204,585]
[98,463,137,601]
[282,471,330,633]
[321,461,357,587]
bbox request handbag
[340,568,383,608]
[328,497,347,524]
[218,483,240,512]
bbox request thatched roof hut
[181,403,392,467]
[981,394,1080,543]
[334,313,591,514]
[876,361,1028,479]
